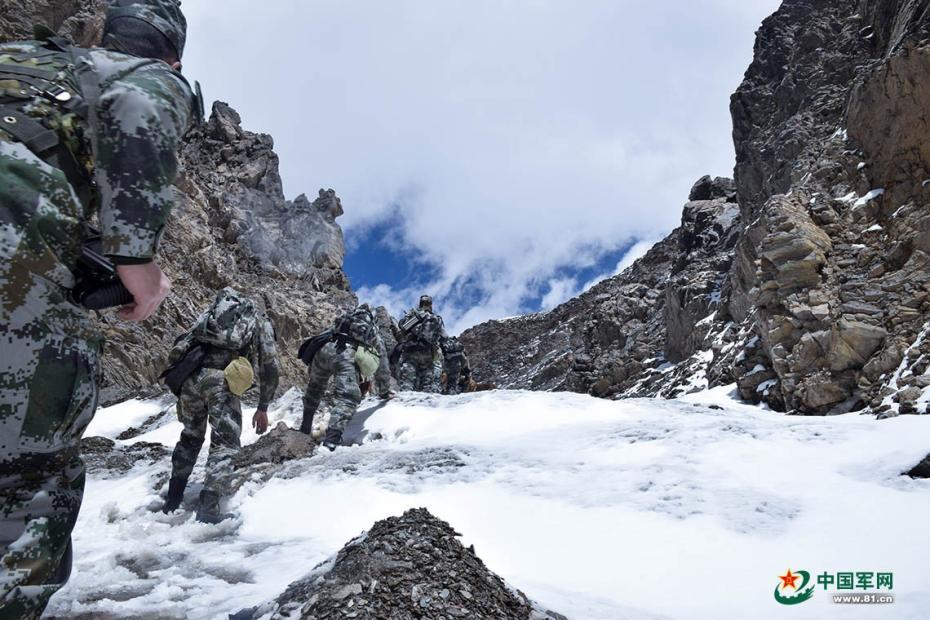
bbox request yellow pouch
[354,345,380,380]
[224,356,254,396]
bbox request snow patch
[853,188,885,209]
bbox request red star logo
[779,569,800,590]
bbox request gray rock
[242,508,564,620]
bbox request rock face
[243,508,564,620]
[465,0,930,415]
[0,0,106,47]
[462,177,740,399]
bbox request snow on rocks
[45,388,930,620]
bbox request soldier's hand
[115,262,171,321]
[253,409,269,435]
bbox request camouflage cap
[106,0,187,59]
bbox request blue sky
[184,0,782,332]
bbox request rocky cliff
[1,2,356,403]
[464,0,930,417]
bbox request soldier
[0,1,195,616]
[161,288,279,523]
[441,336,470,395]
[299,304,393,450]
[394,295,447,392]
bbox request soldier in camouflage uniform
[300,304,393,450]
[441,336,470,395]
[162,288,279,523]
[0,1,194,616]
[394,295,447,392]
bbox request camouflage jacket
[168,307,280,410]
[0,38,194,262]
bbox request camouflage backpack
[403,310,444,348]
[441,336,465,358]
[0,36,98,204]
[333,304,379,349]
[193,288,258,351]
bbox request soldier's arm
[256,316,280,411]
[93,63,192,262]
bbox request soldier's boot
[322,427,343,452]
[161,477,187,513]
[299,410,315,435]
[195,489,232,524]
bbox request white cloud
[182,0,780,330]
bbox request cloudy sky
[183,0,781,333]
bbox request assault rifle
[70,227,134,310]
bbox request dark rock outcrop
[80,436,168,475]
[462,184,740,399]
[240,508,565,620]
[0,0,106,47]
[906,453,930,478]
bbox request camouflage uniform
[302,305,391,445]
[441,337,469,395]
[0,6,193,616]
[167,291,279,511]
[396,308,447,393]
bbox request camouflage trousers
[169,367,242,498]
[0,140,100,618]
[398,347,441,393]
[443,355,466,395]
[303,342,361,435]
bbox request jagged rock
[239,508,565,620]
[462,182,740,399]
[0,0,106,47]
[80,437,168,474]
[232,422,316,469]
[688,175,737,202]
[905,453,930,478]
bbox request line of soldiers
[155,290,474,523]
[0,2,478,615]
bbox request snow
[853,188,885,209]
[863,224,884,233]
[48,389,930,620]
[857,162,866,170]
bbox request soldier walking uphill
[0,1,196,617]
[441,336,471,395]
[298,304,393,450]
[160,288,279,523]
[393,295,448,392]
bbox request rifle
[70,227,134,311]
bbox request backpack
[298,329,333,365]
[405,311,444,348]
[193,288,258,351]
[0,37,97,202]
[333,305,379,349]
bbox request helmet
[419,295,433,310]
[106,0,187,59]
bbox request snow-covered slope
[49,389,930,620]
